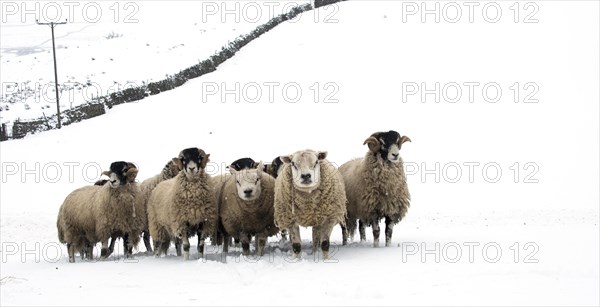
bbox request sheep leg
[372,219,381,248]
[341,224,348,246]
[175,237,183,257]
[100,240,110,260]
[152,239,161,257]
[312,226,321,254]
[385,216,394,247]
[86,242,94,260]
[256,233,267,257]
[241,231,251,256]
[223,234,230,253]
[181,235,191,261]
[142,230,153,254]
[107,235,117,257]
[123,234,134,258]
[358,219,366,243]
[280,229,288,241]
[197,228,206,258]
[67,243,75,263]
[233,236,240,248]
[289,225,302,258]
[318,220,336,260]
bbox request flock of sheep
[56,130,411,262]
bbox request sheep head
[102,161,138,188]
[280,150,327,193]
[230,161,264,201]
[172,147,210,180]
[269,156,284,178]
[364,130,411,163]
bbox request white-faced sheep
[339,130,411,247]
[218,162,278,256]
[57,161,144,262]
[147,148,217,260]
[274,150,346,259]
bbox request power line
[36,20,67,129]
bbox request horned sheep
[339,130,411,247]
[56,161,144,262]
[147,147,217,260]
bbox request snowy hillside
[1,1,599,306]
[0,1,310,124]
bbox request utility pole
[37,20,67,129]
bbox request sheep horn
[200,153,210,169]
[400,135,412,144]
[101,170,111,177]
[125,163,138,182]
[363,136,381,153]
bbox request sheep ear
[400,135,412,145]
[257,161,264,176]
[363,136,381,153]
[317,151,328,160]
[101,170,111,177]
[200,153,210,169]
[280,155,292,164]
[172,158,183,170]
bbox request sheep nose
[244,189,253,196]
[301,173,311,180]
[110,180,117,184]
[391,153,399,159]
[188,166,196,172]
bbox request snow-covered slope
[0,1,310,123]
[1,1,598,306]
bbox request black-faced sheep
[274,150,346,259]
[264,157,284,179]
[56,161,144,262]
[147,148,217,260]
[339,130,411,247]
[218,162,278,256]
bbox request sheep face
[102,161,138,188]
[173,148,210,179]
[230,157,257,171]
[364,130,411,163]
[281,150,327,193]
[230,162,263,201]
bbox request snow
[1,1,599,306]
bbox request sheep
[56,161,144,262]
[135,160,182,253]
[339,130,411,247]
[218,162,278,256]
[147,147,217,260]
[274,150,346,259]
[264,157,284,179]
[226,157,288,243]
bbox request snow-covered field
[1,1,599,306]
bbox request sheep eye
[255,178,260,184]
[291,162,297,169]
[236,180,241,185]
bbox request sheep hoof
[183,252,189,261]
[322,251,330,260]
[385,241,391,247]
[373,239,379,248]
